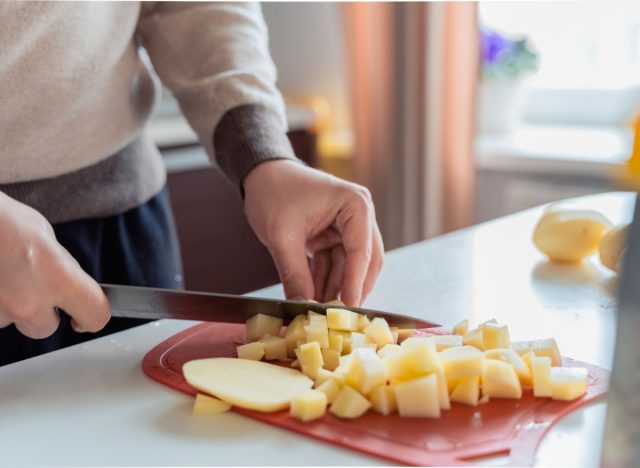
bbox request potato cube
[428,334,464,351]
[333,364,349,385]
[290,390,327,422]
[389,327,399,344]
[193,393,232,415]
[351,343,377,352]
[377,343,402,359]
[298,341,324,380]
[326,308,358,331]
[452,319,469,336]
[531,356,552,397]
[369,385,397,415]
[346,348,388,395]
[440,346,484,379]
[364,317,395,348]
[550,367,588,401]
[389,340,439,382]
[512,338,562,367]
[397,328,416,343]
[482,359,522,399]
[328,333,343,353]
[329,329,352,354]
[351,332,373,346]
[393,374,441,418]
[259,335,288,361]
[236,341,265,361]
[330,385,372,418]
[284,315,308,358]
[357,314,371,332]
[484,348,532,387]
[321,348,341,371]
[463,327,483,349]
[315,368,334,386]
[450,376,479,406]
[434,363,451,410]
[245,314,283,341]
[316,378,342,404]
[482,322,511,350]
[305,324,329,348]
[309,313,327,327]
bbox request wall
[262,2,352,131]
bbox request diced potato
[321,348,341,371]
[533,208,612,263]
[393,374,441,418]
[236,341,265,361]
[328,333,343,353]
[446,376,462,393]
[351,343,377,352]
[183,358,313,412]
[482,322,511,350]
[389,327,399,344]
[305,324,329,348]
[346,348,388,395]
[326,308,359,331]
[511,338,562,366]
[193,393,232,415]
[434,363,451,410]
[389,340,439,382]
[428,334,464,351]
[284,315,308,358]
[463,328,483,349]
[316,378,342,404]
[484,348,532,387]
[329,329,352,355]
[314,368,334,386]
[307,310,324,321]
[550,367,588,401]
[452,319,469,336]
[599,224,629,272]
[298,341,324,380]
[290,390,327,422]
[333,364,349,385]
[377,343,402,359]
[351,332,373,346]
[245,314,283,342]
[330,385,372,418]
[450,376,480,406]
[397,328,416,343]
[482,359,522,399]
[440,346,484,379]
[357,314,371,332]
[531,356,552,397]
[364,317,395,348]
[369,385,397,415]
[259,335,288,361]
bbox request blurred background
[151,1,640,295]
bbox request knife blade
[101,284,436,329]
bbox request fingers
[270,237,315,301]
[306,227,342,256]
[335,194,373,307]
[360,224,384,304]
[310,250,331,302]
[14,307,61,339]
[324,245,346,302]
[52,248,111,334]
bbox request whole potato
[533,208,612,263]
[599,224,629,272]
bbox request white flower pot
[476,79,529,135]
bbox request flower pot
[476,79,529,135]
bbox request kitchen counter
[0,192,634,467]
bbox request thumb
[270,239,315,301]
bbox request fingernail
[291,296,306,302]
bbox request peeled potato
[183,358,313,412]
[533,208,612,263]
[599,224,629,272]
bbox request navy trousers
[0,188,184,367]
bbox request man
[0,2,383,366]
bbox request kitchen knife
[101,283,436,329]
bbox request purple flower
[481,29,514,64]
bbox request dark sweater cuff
[213,104,301,194]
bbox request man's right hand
[0,193,110,338]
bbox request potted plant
[477,28,539,134]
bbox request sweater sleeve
[137,2,299,189]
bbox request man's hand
[243,160,384,307]
[0,193,110,338]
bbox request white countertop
[0,192,634,467]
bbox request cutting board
[142,322,609,466]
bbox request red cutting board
[142,322,609,466]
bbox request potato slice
[183,358,313,412]
[533,208,612,263]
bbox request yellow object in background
[618,113,640,188]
